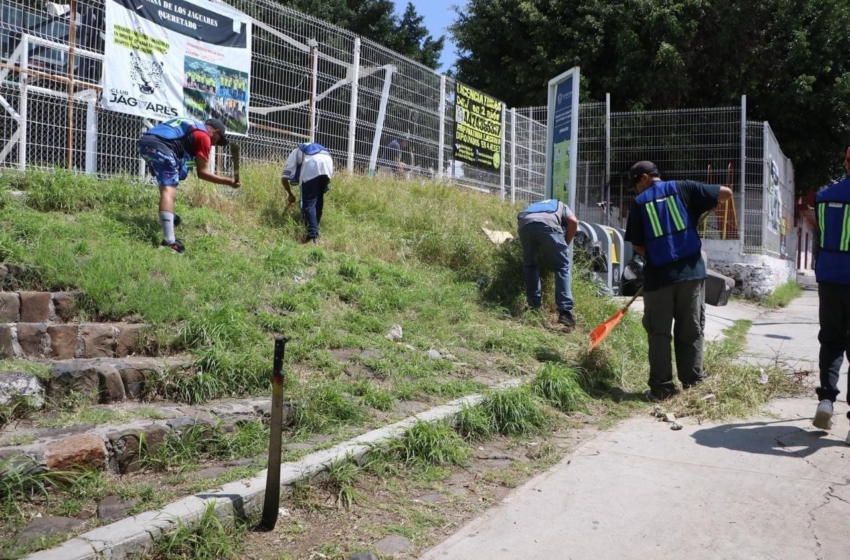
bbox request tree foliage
[451,0,850,192]
[278,0,444,69]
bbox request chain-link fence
[0,0,535,197]
[0,0,795,261]
[528,101,795,261]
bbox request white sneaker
[812,399,834,430]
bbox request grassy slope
[0,167,643,407]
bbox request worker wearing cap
[811,147,850,430]
[138,117,240,254]
[625,162,733,400]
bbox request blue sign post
[545,67,580,206]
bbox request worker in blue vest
[811,147,850,430]
[138,118,239,254]
[625,161,733,400]
[281,143,335,243]
[517,198,579,329]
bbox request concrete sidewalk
[423,285,850,560]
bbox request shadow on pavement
[691,420,846,459]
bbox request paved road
[423,286,850,560]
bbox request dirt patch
[241,420,603,560]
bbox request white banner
[102,0,251,134]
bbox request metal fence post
[85,101,97,174]
[368,65,394,175]
[739,95,747,252]
[308,39,318,143]
[525,111,535,195]
[346,37,360,173]
[437,74,446,181]
[510,107,517,204]
[18,36,28,171]
[605,93,611,226]
[500,102,506,199]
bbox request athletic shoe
[813,399,834,430]
[558,310,576,329]
[302,236,318,244]
[160,239,185,254]
[173,214,181,227]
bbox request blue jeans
[300,176,330,240]
[518,223,573,312]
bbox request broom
[589,288,643,352]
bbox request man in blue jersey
[517,198,579,329]
[811,147,850,430]
[138,118,240,254]
[625,161,733,400]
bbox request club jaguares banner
[102,0,252,134]
[453,83,503,170]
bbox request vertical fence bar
[368,65,394,175]
[527,114,533,194]
[510,107,517,204]
[437,74,446,181]
[85,100,97,174]
[499,102,506,199]
[739,95,747,252]
[66,0,77,170]
[18,36,28,171]
[605,93,611,225]
[308,39,318,143]
[346,37,360,172]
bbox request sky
[398,0,462,73]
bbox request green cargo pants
[642,279,706,396]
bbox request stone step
[0,290,83,323]
[0,322,150,360]
[0,397,283,474]
[0,356,193,407]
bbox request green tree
[451,0,850,192]
[278,0,444,69]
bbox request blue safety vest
[636,181,701,266]
[146,118,210,141]
[815,177,850,285]
[518,199,560,219]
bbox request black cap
[628,161,659,185]
[205,118,229,146]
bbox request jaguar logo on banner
[102,0,252,134]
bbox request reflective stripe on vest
[817,201,850,252]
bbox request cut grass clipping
[669,320,803,420]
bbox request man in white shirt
[281,143,335,243]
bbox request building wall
[703,239,796,299]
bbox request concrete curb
[24,379,522,559]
